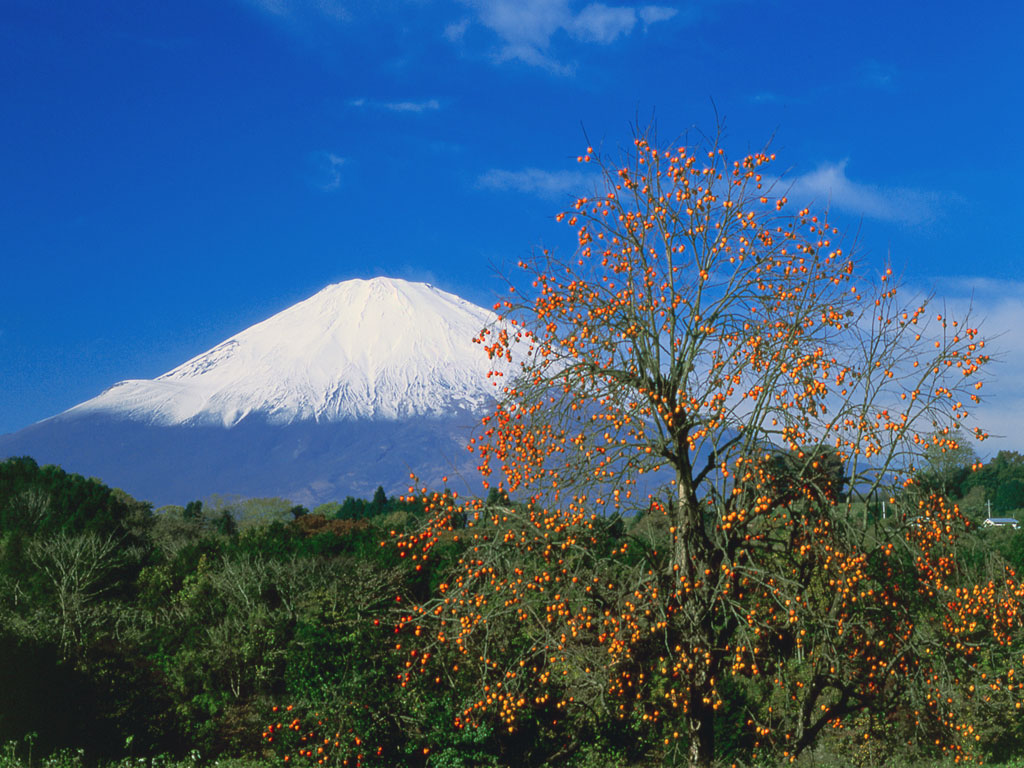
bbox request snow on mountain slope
[62,277,506,426]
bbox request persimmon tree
[395,128,1024,767]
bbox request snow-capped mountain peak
[63,277,504,427]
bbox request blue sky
[2,0,1023,451]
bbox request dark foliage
[3,453,1024,767]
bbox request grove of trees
[0,457,432,764]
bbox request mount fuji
[0,278,507,506]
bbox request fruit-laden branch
[395,126,1017,768]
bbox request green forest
[3,449,1024,768]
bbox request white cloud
[242,0,289,16]
[308,151,345,191]
[498,44,574,75]
[477,167,595,199]
[444,18,470,42]
[240,0,349,21]
[783,160,947,225]
[347,98,441,113]
[382,99,441,113]
[311,0,348,20]
[568,4,637,43]
[638,5,678,24]
[470,0,569,48]
[905,278,1024,456]
[456,0,676,71]
[503,45,575,74]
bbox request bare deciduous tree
[29,530,119,654]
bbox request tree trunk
[673,471,703,582]
[687,703,715,768]
[674,465,716,768]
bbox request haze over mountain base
[0,411,486,507]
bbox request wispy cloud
[239,0,350,21]
[568,4,639,43]
[638,5,677,24]
[748,58,898,106]
[348,98,441,113]
[382,99,440,113]
[477,167,595,200]
[912,278,1024,454]
[783,160,949,225]
[751,91,788,104]
[858,58,897,91]
[308,151,346,191]
[444,18,470,42]
[455,1,677,72]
